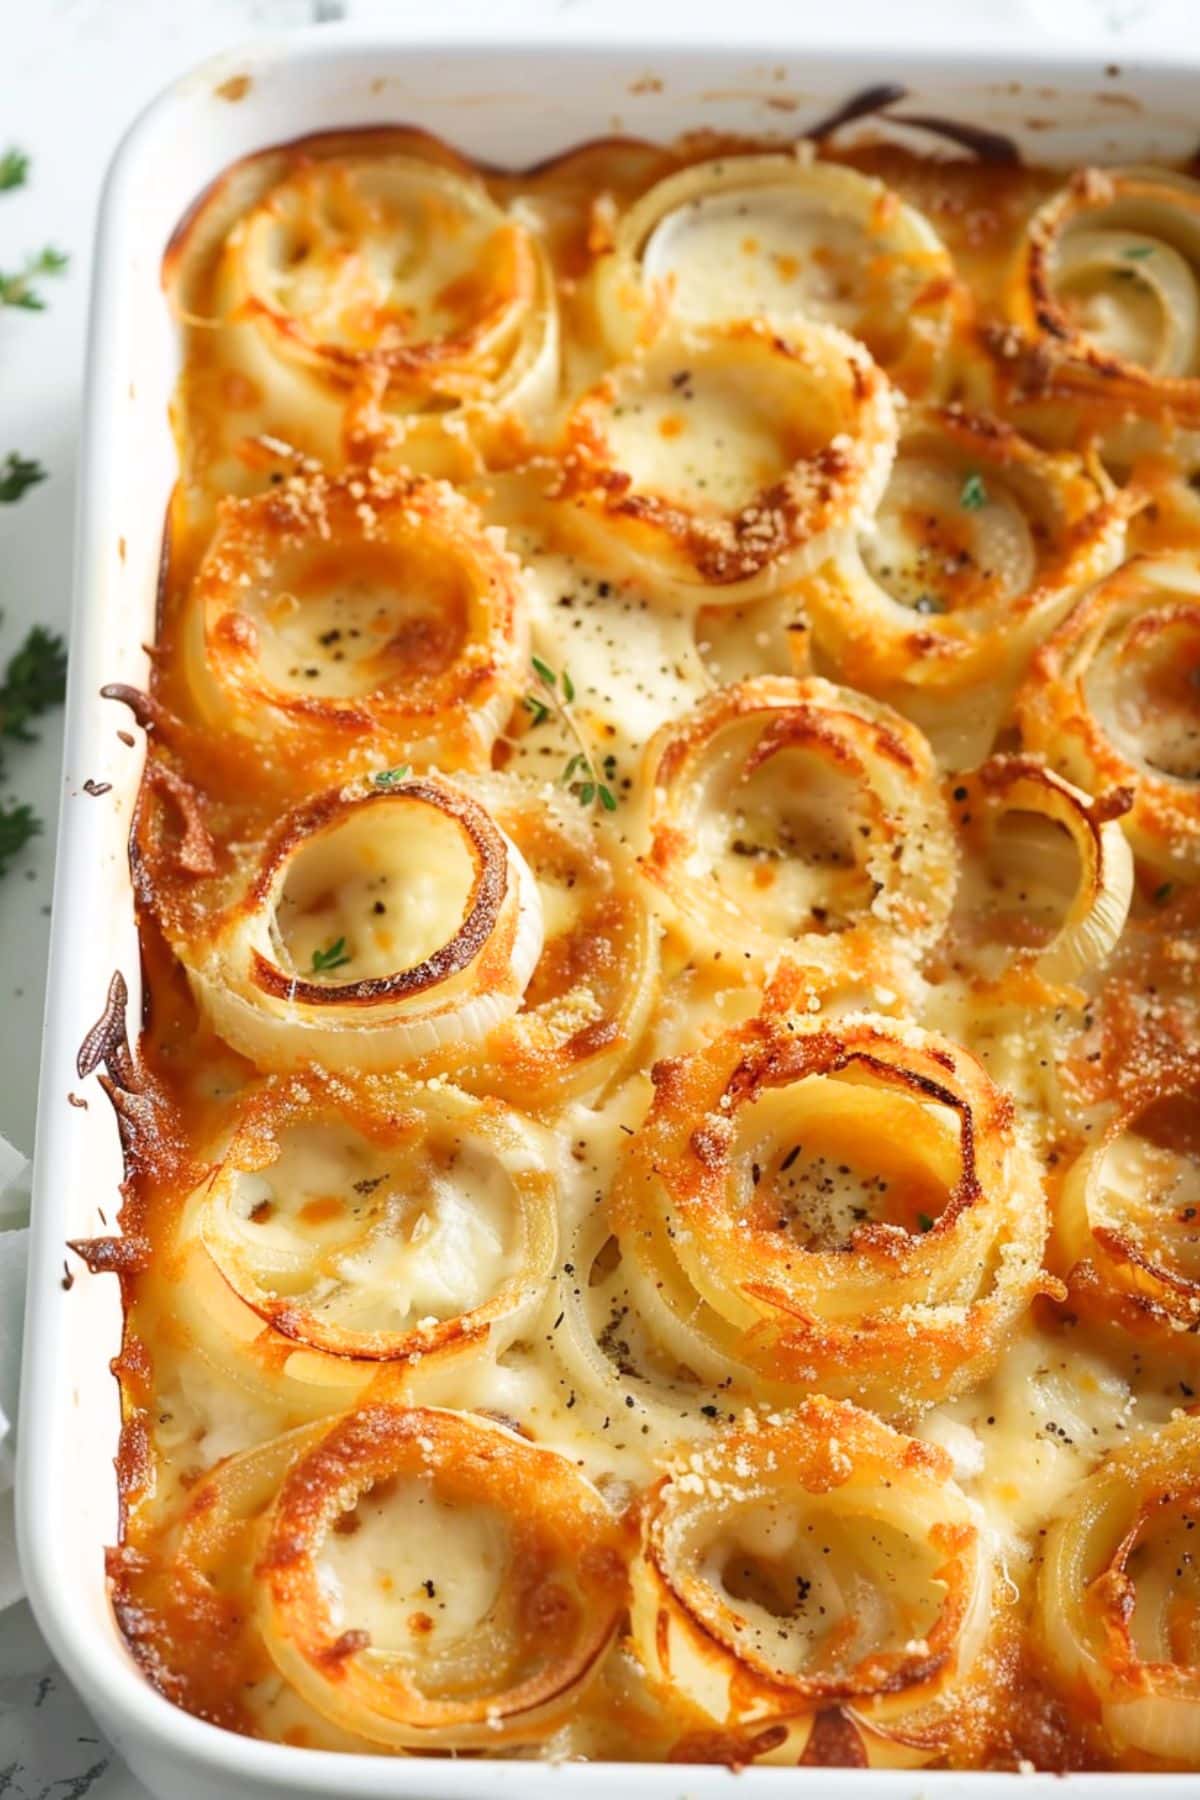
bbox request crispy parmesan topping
[97,124,1200,1776]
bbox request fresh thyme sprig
[0,452,46,503]
[0,625,68,877]
[523,657,617,812]
[0,245,68,311]
[0,150,28,194]
[0,151,68,879]
[0,626,68,742]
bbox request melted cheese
[103,126,1200,1775]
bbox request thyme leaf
[310,937,351,974]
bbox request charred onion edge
[247,776,508,1008]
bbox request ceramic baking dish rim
[17,23,1200,1797]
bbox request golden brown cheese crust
[84,124,1200,1772]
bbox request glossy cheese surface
[91,123,1200,1772]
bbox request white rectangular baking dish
[17,23,1200,1799]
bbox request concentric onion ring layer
[214,151,559,466]
[178,1075,556,1374]
[1017,554,1200,879]
[632,1399,990,1748]
[184,773,543,1072]
[1057,1080,1200,1346]
[256,1405,629,1748]
[640,675,955,976]
[1011,167,1200,413]
[805,406,1126,767]
[554,316,896,599]
[612,1011,1048,1416]
[181,469,529,779]
[1039,1414,1200,1765]
[946,755,1133,986]
[591,151,962,396]
[432,773,659,1108]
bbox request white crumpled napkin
[0,1134,31,1611]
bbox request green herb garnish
[1121,244,1154,260]
[309,937,351,974]
[0,453,46,504]
[372,764,411,788]
[0,149,28,193]
[520,657,618,814]
[0,625,67,743]
[0,246,68,312]
[916,1212,935,1233]
[0,625,68,878]
[0,154,68,879]
[960,472,987,511]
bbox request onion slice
[946,755,1134,986]
[255,1404,630,1748]
[183,772,543,1072]
[550,316,896,602]
[639,675,955,979]
[1016,553,1200,879]
[805,405,1127,768]
[1057,1077,1200,1347]
[1038,1414,1200,1765]
[612,1010,1050,1418]
[590,150,962,399]
[551,1197,733,1448]
[632,1398,991,1757]
[176,1073,556,1380]
[111,1421,349,1742]
[180,468,529,785]
[427,773,659,1109]
[1008,166,1200,422]
[185,144,559,477]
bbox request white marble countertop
[0,0,1192,1793]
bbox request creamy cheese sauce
[96,125,1200,1773]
